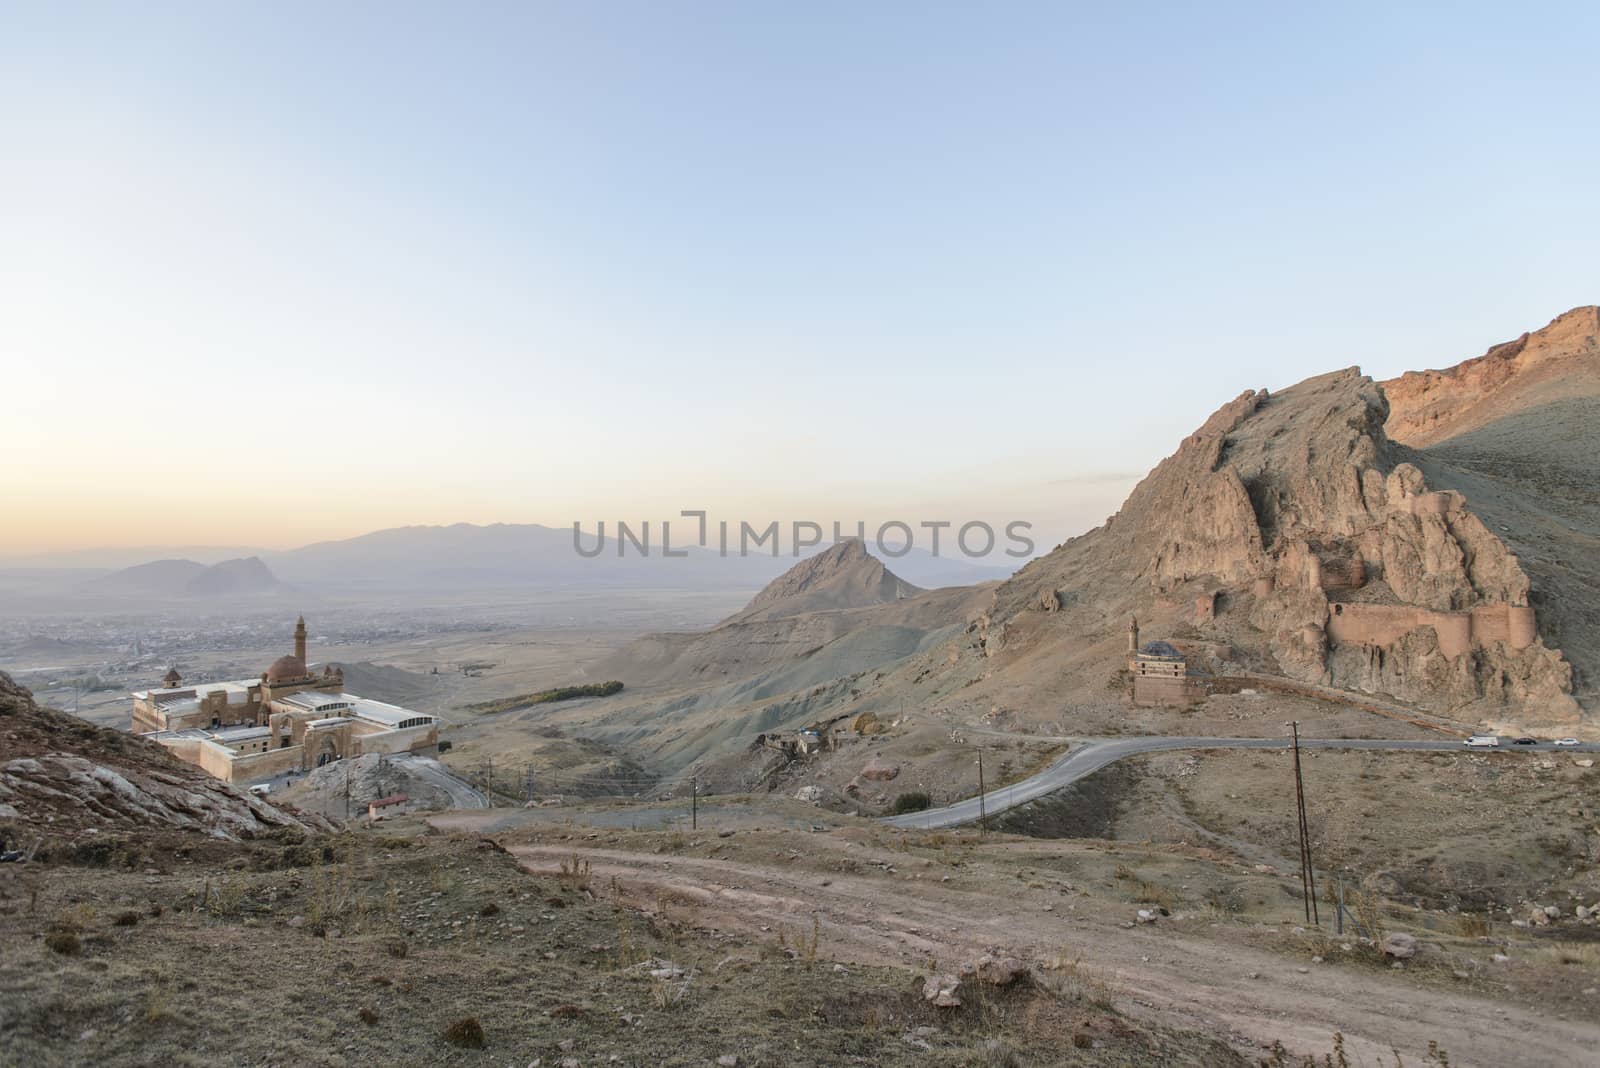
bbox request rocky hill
[732,538,923,622]
[970,365,1581,728]
[0,671,329,853]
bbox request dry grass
[0,832,1284,1068]
[42,930,80,955]
[777,915,822,962]
[441,1016,485,1049]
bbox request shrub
[358,1006,379,1026]
[44,930,81,955]
[114,911,141,927]
[892,792,931,814]
[479,902,500,917]
[464,681,625,715]
[442,1017,485,1049]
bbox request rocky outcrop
[1380,308,1600,713]
[734,539,922,622]
[978,363,1582,728]
[0,671,329,843]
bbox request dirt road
[504,836,1599,1068]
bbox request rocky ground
[485,811,1598,1068]
[0,672,331,855]
[0,828,1250,1068]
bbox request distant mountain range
[262,522,1015,592]
[2,523,1019,600]
[90,556,285,598]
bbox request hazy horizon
[6,4,1598,555]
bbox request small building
[368,794,409,822]
[1127,618,1203,706]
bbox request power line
[1291,721,1319,926]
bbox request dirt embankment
[500,821,1600,1068]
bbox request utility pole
[484,757,492,805]
[976,749,987,835]
[344,762,351,821]
[1291,721,1319,925]
[691,777,698,831]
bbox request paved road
[390,753,489,809]
[884,735,1600,830]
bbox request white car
[1464,735,1500,748]
[1553,738,1580,747]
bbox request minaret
[1127,617,1140,654]
[294,615,307,664]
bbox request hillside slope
[447,547,991,776]
[0,671,328,851]
[1382,307,1600,707]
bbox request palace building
[131,617,439,784]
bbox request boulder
[860,759,899,782]
[794,785,824,804]
[921,973,961,1008]
[1135,909,1159,925]
[960,955,1028,987]
[1529,906,1552,926]
[1381,933,1418,959]
[851,711,886,735]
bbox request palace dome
[265,654,307,682]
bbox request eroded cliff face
[979,366,1581,728]
[1383,306,1600,448]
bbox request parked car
[1464,735,1500,748]
[1512,737,1539,745]
[1554,738,1580,747]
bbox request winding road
[884,735,1599,829]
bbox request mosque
[131,617,439,785]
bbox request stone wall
[349,722,440,756]
[216,744,305,783]
[1325,601,1536,660]
[1132,674,1201,707]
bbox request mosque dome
[265,654,307,682]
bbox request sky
[3,2,1598,557]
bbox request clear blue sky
[2,3,1596,553]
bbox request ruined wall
[1325,602,1536,660]
[1132,674,1201,707]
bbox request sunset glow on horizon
[6,4,1597,558]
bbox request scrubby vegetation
[465,680,624,714]
[892,791,931,814]
[0,830,1250,1067]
